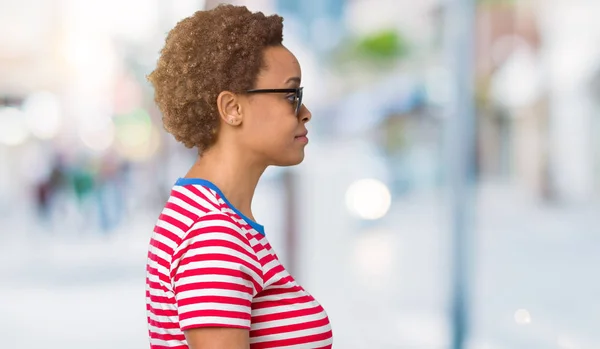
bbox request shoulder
[172,211,261,279]
[167,182,223,216]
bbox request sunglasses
[246,87,304,116]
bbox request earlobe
[217,91,243,126]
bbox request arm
[185,327,249,349]
[172,213,261,349]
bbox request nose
[299,104,311,123]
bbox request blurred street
[2,0,600,348]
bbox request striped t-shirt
[146,178,333,348]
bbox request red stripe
[187,239,256,264]
[146,279,170,294]
[153,226,180,250]
[251,305,324,323]
[150,345,188,349]
[185,221,248,243]
[147,265,171,285]
[178,295,251,307]
[159,213,190,235]
[259,254,276,265]
[252,295,315,310]
[148,329,186,341]
[171,189,211,214]
[148,318,181,330]
[148,294,176,304]
[183,185,220,209]
[177,253,261,279]
[313,344,334,349]
[251,330,333,349]
[269,275,295,286]
[175,267,253,283]
[262,264,285,280]
[257,285,302,297]
[175,266,262,295]
[175,281,253,295]
[250,241,266,253]
[178,309,251,322]
[148,249,170,271]
[146,304,178,317]
[183,187,249,231]
[164,199,198,221]
[179,322,250,331]
[172,223,253,261]
[250,317,330,337]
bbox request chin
[274,151,305,167]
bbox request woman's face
[237,45,311,167]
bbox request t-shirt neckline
[175,177,265,236]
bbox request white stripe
[146,284,173,298]
[147,255,171,278]
[176,287,251,302]
[263,280,296,290]
[254,247,271,261]
[175,273,251,286]
[171,215,259,276]
[175,259,261,283]
[261,258,280,273]
[174,185,219,210]
[188,214,244,233]
[147,311,179,326]
[193,185,221,207]
[154,220,184,245]
[251,301,317,316]
[183,231,256,257]
[250,311,328,330]
[148,242,172,264]
[182,245,257,268]
[179,301,250,314]
[253,290,306,303]
[148,323,183,336]
[276,338,334,349]
[250,324,332,344]
[149,336,186,347]
[145,272,169,292]
[179,316,249,329]
[263,268,291,286]
[162,207,194,226]
[167,193,210,217]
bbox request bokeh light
[0,107,29,146]
[345,178,392,220]
[114,108,161,161]
[79,116,115,152]
[22,91,63,140]
[514,309,532,325]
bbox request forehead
[257,46,301,86]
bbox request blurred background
[1,0,599,348]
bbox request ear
[216,91,243,126]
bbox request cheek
[250,112,296,147]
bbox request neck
[185,143,266,220]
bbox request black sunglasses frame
[246,87,304,116]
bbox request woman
[145,4,333,349]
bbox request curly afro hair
[148,4,283,151]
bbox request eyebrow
[285,77,301,85]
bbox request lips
[294,131,309,144]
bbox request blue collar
[175,178,265,236]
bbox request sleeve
[171,212,262,331]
